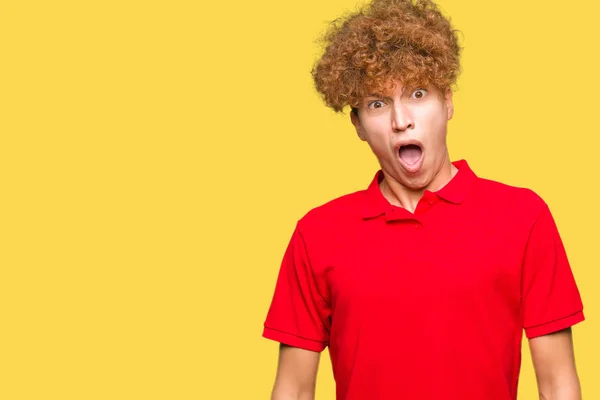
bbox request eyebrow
[366,93,392,100]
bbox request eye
[368,100,386,109]
[411,89,428,99]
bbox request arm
[529,328,581,400]
[270,344,321,400]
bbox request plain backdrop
[1,0,598,398]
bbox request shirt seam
[524,309,583,330]
[263,325,328,344]
[296,221,330,310]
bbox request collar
[361,159,478,219]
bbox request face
[351,80,454,191]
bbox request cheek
[362,121,391,146]
[419,109,448,135]
[415,112,448,154]
[365,136,390,157]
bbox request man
[262,0,585,399]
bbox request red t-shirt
[263,160,584,400]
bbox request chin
[400,175,430,191]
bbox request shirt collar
[361,159,478,219]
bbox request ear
[445,88,454,120]
[351,110,367,141]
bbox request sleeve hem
[525,310,585,339]
[262,326,327,352]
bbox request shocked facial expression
[351,81,454,191]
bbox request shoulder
[473,176,549,219]
[295,189,366,235]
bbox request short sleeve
[262,224,331,352]
[522,203,584,339]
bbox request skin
[530,328,582,400]
[270,344,319,400]
[270,81,582,399]
[350,81,456,213]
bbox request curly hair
[312,0,462,112]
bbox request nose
[391,103,414,132]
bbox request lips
[396,141,424,173]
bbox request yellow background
[1,0,598,398]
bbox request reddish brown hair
[312,0,461,112]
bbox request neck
[380,156,457,213]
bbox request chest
[319,213,528,316]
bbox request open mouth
[398,144,423,165]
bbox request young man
[262,0,585,399]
